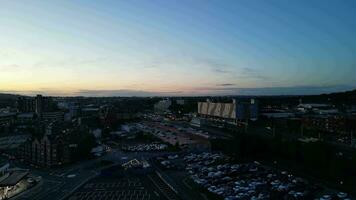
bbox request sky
[0,0,355,96]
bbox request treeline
[212,133,356,193]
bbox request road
[8,148,177,200]
[8,158,100,200]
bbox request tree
[70,129,97,160]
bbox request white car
[67,174,76,178]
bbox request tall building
[17,97,35,113]
[34,95,58,119]
[17,95,55,116]
[35,95,43,116]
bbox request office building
[17,97,35,113]
[35,95,55,117]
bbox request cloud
[33,57,108,69]
[216,83,236,86]
[74,89,183,97]
[0,88,74,97]
[0,50,14,58]
[0,64,21,71]
[1,85,354,97]
[187,57,234,74]
[193,85,356,96]
[201,60,269,80]
[213,68,231,73]
[0,89,184,97]
[236,67,270,80]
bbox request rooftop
[0,171,28,187]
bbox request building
[0,113,16,127]
[154,99,172,114]
[0,134,30,150]
[297,103,338,114]
[81,107,100,118]
[197,99,258,121]
[42,111,64,122]
[17,95,58,119]
[35,95,56,117]
[17,113,35,124]
[176,99,185,105]
[17,97,35,113]
[347,105,356,115]
[302,115,347,133]
[99,106,117,127]
[190,117,206,127]
[0,162,9,177]
[0,161,30,200]
[236,99,258,120]
[0,160,38,200]
[17,133,71,168]
[17,122,72,168]
[58,101,78,121]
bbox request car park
[182,153,351,200]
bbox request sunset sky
[1,0,356,96]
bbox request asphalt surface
[7,148,179,200]
[9,158,99,200]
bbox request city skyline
[1,0,356,96]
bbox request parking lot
[67,170,166,200]
[122,143,168,152]
[180,152,351,200]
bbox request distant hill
[0,89,355,108]
[0,93,23,100]
[0,93,24,108]
[321,89,356,97]
[255,89,356,107]
[319,89,356,105]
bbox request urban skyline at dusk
[1,0,356,96]
[0,1,356,199]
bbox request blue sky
[0,0,355,96]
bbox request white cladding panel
[230,104,236,119]
[197,102,202,114]
[198,102,236,119]
[222,103,231,118]
[214,103,222,117]
[208,103,216,116]
[201,102,209,115]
